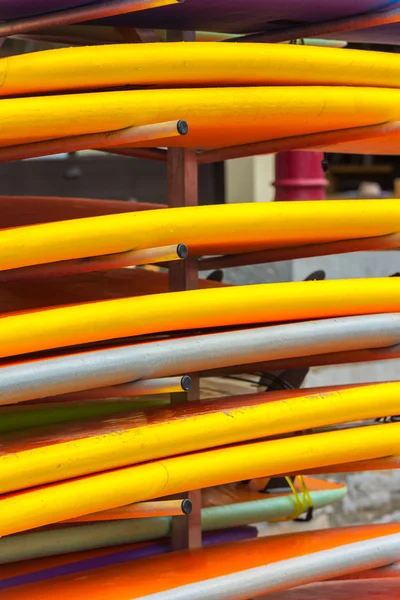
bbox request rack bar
[199,233,400,271]
[198,121,399,164]
[0,244,187,282]
[0,121,188,163]
[228,6,400,43]
[104,147,168,161]
[0,0,182,37]
[49,375,192,402]
[66,499,193,521]
[168,145,202,550]
[166,30,202,547]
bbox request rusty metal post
[168,147,202,551]
[167,28,202,550]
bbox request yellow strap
[270,476,313,523]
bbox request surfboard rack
[38,376,193,402]
[103,121,400,166]
[1,11,390,567]
[0,243,188,282]
[0,120,188,163]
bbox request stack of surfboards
[1,193,400,597]
[0,42,400,154]
[1,2,400,599]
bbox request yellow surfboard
[1,43,400,97]
[1,422,399,536]
[0,382,398,495]
[0,200,400,270]
[0,278,399,358]
[0,87,399,149]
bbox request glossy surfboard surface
[3,44,400,97]
[1,314,399,406]
[1,422,399,536]
[0,382,381,434]
[0,382,398,494]
[0,278,399,359]
[1,87,400,150]
[2,201,400,270]
[2,525,400,599]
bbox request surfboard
[0,528,258,591]
[317,128,400,155]
[299,456,400,475]
[2,43,400,97]
[13,24,349,46]
[328,24,400,46]
[201,476,347,508]
[1,421,399,536]
[0,529,257,574]
[1,200,400,271]
[0,382,390,493]
[1,313,399,405]
[0,398,170,433]
[1,278,400,359]
[0,196,162,230]
[334,561,400,579]
[2,525,400,599]
[0,0,96,19]
[0,382,398,494]
[94,0,400,33]
[263,580,400,600]
[0,382,375,433]
[0,87,400,151]
[0,483,345,564]
[0,268,222,314]
[2,0,394,30]
[70,476,347,520]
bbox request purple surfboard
[2,0,399,34]
[95,0,400,34]
[0,0,97,20]
[326,23,400,44]
[0,527,258,591]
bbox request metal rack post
[167,29,202,549]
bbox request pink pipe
[274,151,327,201]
